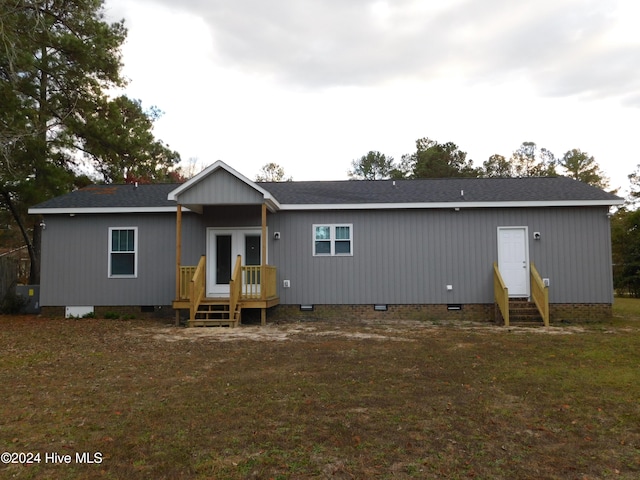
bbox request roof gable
[167,161,279,211]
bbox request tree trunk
[30,221,41,284]
[0,191,40,285]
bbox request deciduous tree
[481,154,512,177]
[510,142,556,177]
[625,165,640,206]
[401,138,478,179]
[255,163,292,182]
[611,207,640,297]
[348,151,395,180]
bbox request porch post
[175,204,182,325]
[261,203,267,268]
[261,202,267,325]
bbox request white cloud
[104,0,640,193]
[129,0,640,98]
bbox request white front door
[497,227,529,297]
[206,228,262,297]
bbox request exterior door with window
[497,227,529,297]
[206,228,262,297]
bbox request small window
[109,227,137,277]
[313,224,352,256]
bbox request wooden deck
[172,256,279,327]
[171,296,281,311]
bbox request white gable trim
[167,160,281,210]
[29,199,623,215]
[28,206,189,215]
[278,199,624,210]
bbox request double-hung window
[313,224,352,256]
[109,227,138,277]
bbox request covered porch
[172,253,279,327]
[168,162,281,327]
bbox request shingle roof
[258,177,621,204]
[31,183,180,210]
[30,176,622,212]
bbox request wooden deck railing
[189,256,206,320]
[178,258,278,305]
[242,265,261,299]
[493,262,510,327]
[179,266,196,300]
[263,266,277,299]
[229,255,242,319]
[530,262,550,327]
[241,265,277,300]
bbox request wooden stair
[188,299,241,327]
[508,298,543,324]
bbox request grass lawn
[1,301,639,479]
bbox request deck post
[175,204,182,326]
[261,203,267,269]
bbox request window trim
[312,224,353,257]
[108,227,138,278]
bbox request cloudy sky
[104,0,640,193]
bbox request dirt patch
[132,319,592,344]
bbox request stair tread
[188,299,241,327]
[188,319,239,326]
[507,300,542,322]
[187,299,241,327]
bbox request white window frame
[108,227,138,278]
[312,224,353,256]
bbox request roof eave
[28,206,188,215]
[29,199,622,215]
[278,199,625,210]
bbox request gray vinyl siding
[39,207,266,306]
[268,206,614,305]
[525,207,613,303]
[177,170,264,205]
[39,204,614,307]
[40,213,177,306]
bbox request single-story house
[29,160,623,326]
